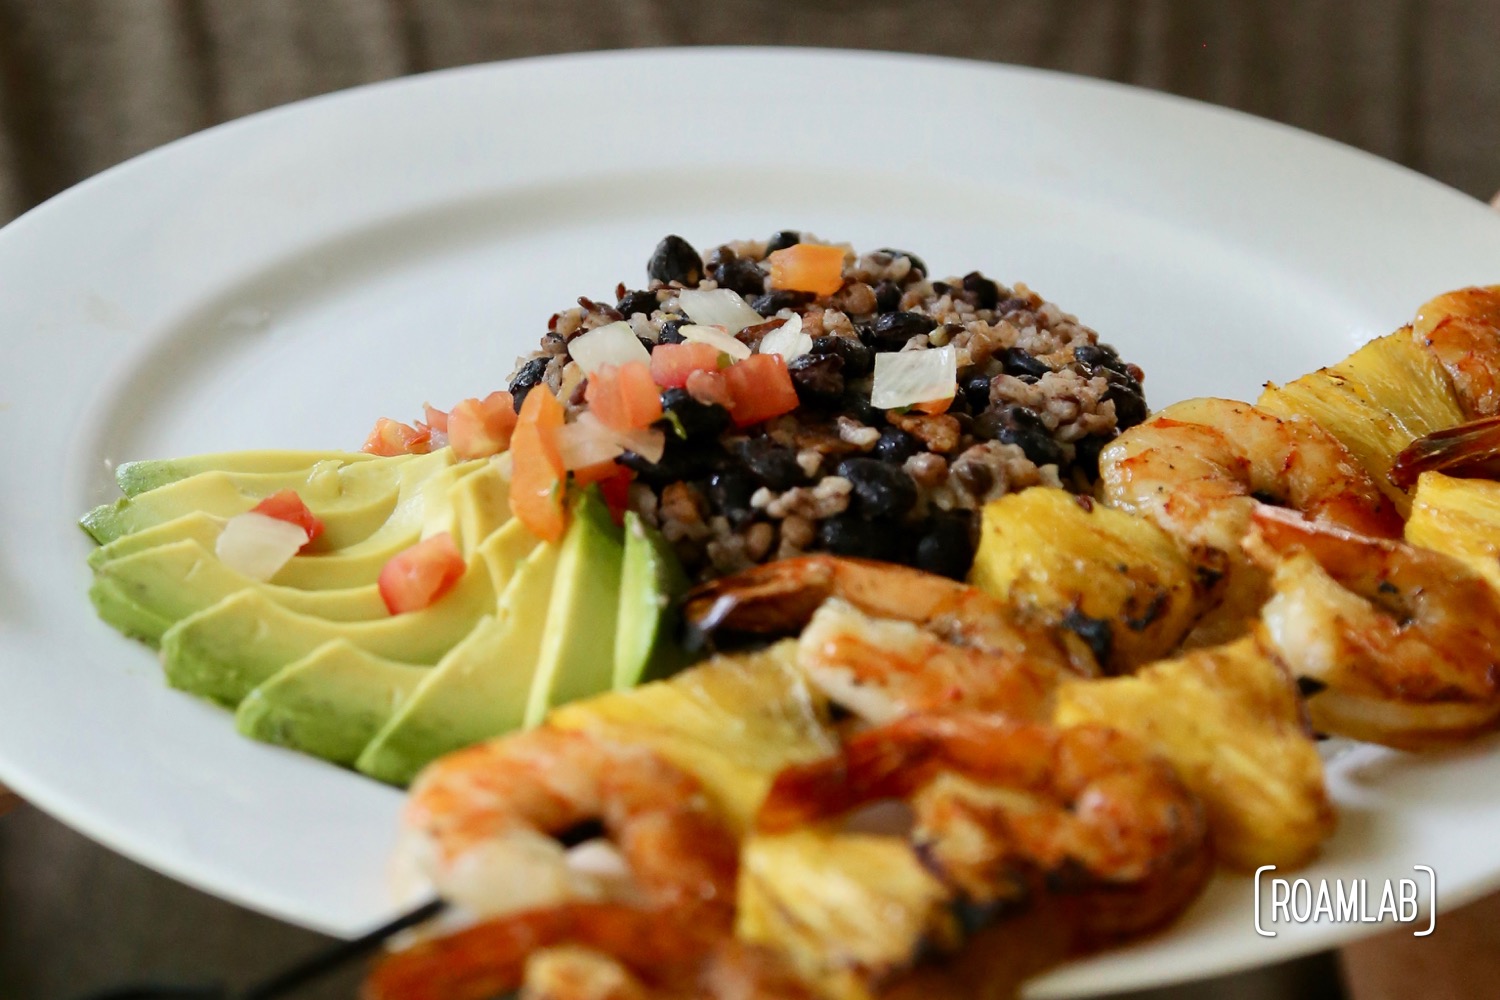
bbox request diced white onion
[555,419,624,470]
[757,314,812,362]
[567,321,650,376]
[215,511,308,582]
[870,345,958,410]
[677,288,764,334]
[557,412,667,469]
[680,324,751,361]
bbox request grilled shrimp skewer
[796,598,1077,724]
[1100,397,1402,643]
[1246,505,1500,749]
[401,727,739,919]
[758,713,1212,945]
[684,555,1095,669]
[1412,284,1500,419]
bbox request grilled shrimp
[1412,284,1500,419]
[1245,505,1500,749]
[796,598,1072,724]
[363,903,812,1000]
[401,727,739,919]
[1100,397,1402,641]
[758,713,1211,944]
[684,555,1097,674]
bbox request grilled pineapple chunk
[969,487,1224,673]
[1258,328,1465,514]
[547,641,837,832]
[737,829,956,1000]
[1055,635,1334,869]
[1405,471,1500,591]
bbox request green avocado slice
[81,451,423,548]
[115,450,376,498]
[88,511,225,570]
[234,640,429,766]
[159,520,536,706]
[89,538,390,646]
[613,511,690,690]
[357,539,560,786]
[267,454,484,590]
[522,491,624,727]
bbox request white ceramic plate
[3,48,1500,997]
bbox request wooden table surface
[2,1,1499,997]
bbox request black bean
[507,356,551,412]
[1073,342,1131,376]
[839,388,886,427]
[788,353,845,405]
[708,469,759,528]
[658,387,731,441]
[1105,381,1149,429]
[766,230,801,254]
[704,245,736,270]
[961,271,1001,310]
[714,257,766,297]
[961,375,992,412]
[998,347,1053,379]
[873,426,921,464]
[994,296,1030,316]
[810,335,875,378]
[836,457,918,519]
[618,440,724,486]
[636,336,656,354]
[868,311,937,349]
[997,424,1066,468]
[873,280,903,313]
[657,319,687,344]
[1071,434,1110,480]
[915,512,976,580]
[735,438,805,490]
[818,514,900,561]
[750,289,814,315]
[647,235,703,286]
[616,289,658,318]
[877,248,928,279]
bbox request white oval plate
[2,48,1499,997]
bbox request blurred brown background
[2,1,1499,998]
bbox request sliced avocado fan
[114,450,377,498]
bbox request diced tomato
[649,341,724,389]
[509,387,568,542]
[586,362,664,432]
[250,489,324,548]
[362,417,432,456]
[378,533,466,614]
[723,354,800,427]
[911,395,954,415]
[767,243,846,297]
[684,369,733,408]
[596,468,634,526]
[422,403,450,434]
[448,390,519,459]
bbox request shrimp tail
[1389,414,1500,489]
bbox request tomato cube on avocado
[378,533,465,614]
[251,489,324,546]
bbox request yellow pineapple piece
[736,828,956,1000]
[969,487,1225,673]
[1055,634,1334,869]
[1405,470,1500,591]
[547,641,836,833]
[1258,328,1465,515]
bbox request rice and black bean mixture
[507,233,1148,580]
